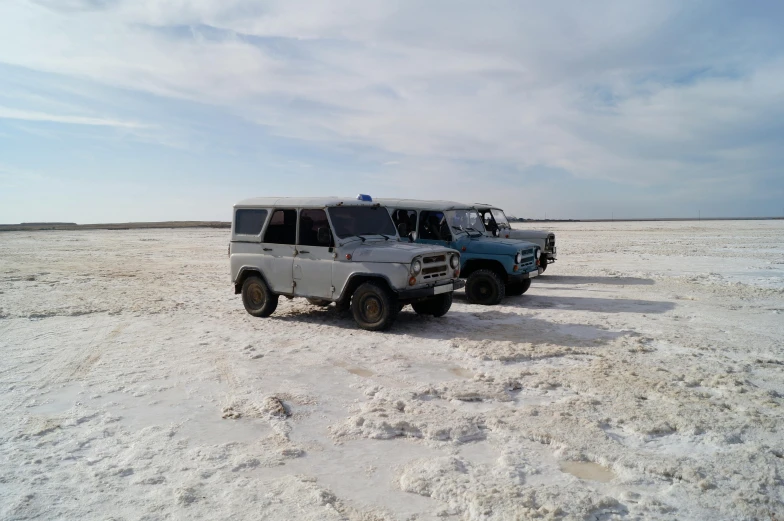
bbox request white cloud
[1,0,782,218]
[0,106,147,128]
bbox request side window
[234,209,268,236]
[298,209,333,247]
[419,211,451,241]
[480,211,496,231]
[263,209,297,245]
[391,209,417,237]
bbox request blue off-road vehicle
[379,199,540,305]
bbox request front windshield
[491,209,511,229]
[328,206,397,239]
[445,209,486,235]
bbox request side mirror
[317,227,331,245]
[396,222,409,237]
[410,231,418,241]
[493,229,500,237]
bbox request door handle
[298,250,309,254]
[263,248,272,251]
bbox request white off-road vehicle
[475,205,557,272]
[229,196,464,331]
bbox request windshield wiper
[465,227,484,237]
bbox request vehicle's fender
[233,265,274,294]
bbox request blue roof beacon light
[356,194,373,202]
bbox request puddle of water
[449,367,473,379]
[559,461,616,483]
[345,367,373,377]
[333,361,374,378]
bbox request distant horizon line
[1,216,783,232]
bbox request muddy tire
[306,298,331,307]
[241,276,279,317]
[506,278,532,296]
[465,269,505,305]
[351,282,399,331]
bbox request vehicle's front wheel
[465,269,505,305]
[506,278,532,296]
[412,293,453,317]
[539,259,548,273]
[351,282,399,331]
[241,276,279,317]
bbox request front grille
[423,255,446,264]
[418,254,451,281]
[519,248,537,271]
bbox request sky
[1,0,783,223]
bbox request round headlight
[411,260,422,275]
[515,252,523,264]
[535,249,541,259]
[450,254,459,269]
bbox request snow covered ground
[1,220,782,521]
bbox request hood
[497,229,551,241]
[459,236,537,255]
[346,241,454,263]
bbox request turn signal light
[409,276,417,286]
[454,269,460,277]
[461,246,467,252]
[513,265,519,272]
[346,254,352,260]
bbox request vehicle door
[417,210,453,248]
[293,208,335,299]
[479,209,499,235]
[260,208,297,294]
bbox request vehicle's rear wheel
[306,298,331,307]
[506,278,532,296]
[465,269,505,305]
[241,276,279,317]
[351,282,399,331]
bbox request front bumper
[397,279,465,301]
[508,269,539,283]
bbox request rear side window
[234,209,268,236]
[263,209,297,245]
[391,209,417,237]
[298,209,333,247]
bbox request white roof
[473,203,502,210]
[234,196,378,208]
[375,198,474,211]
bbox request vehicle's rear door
[293,208,334,299]
[260,208,297,294]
